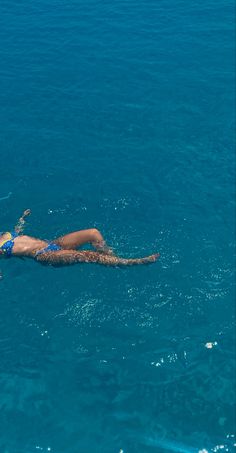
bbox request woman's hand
[22,209,31,219]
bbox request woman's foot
[95,243,115,256]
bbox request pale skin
[0,210,159,267]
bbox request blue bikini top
[0,231,18,257]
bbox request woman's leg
[54,229,112,253]
[35,249,160,267]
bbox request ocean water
[0,0,235,452]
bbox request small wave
[0,191,12,202]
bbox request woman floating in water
[0,210,159,267]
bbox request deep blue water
[0,0,235,452]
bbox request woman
[0,210,159,267]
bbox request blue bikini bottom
[35,242,61,256]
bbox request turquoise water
[0,0,235,452]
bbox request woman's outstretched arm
[35,249,159,267]
[14,209,31,234]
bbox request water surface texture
[0,0,235,452]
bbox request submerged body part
[35,249,159,266]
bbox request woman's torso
[13,235,49,256]
[0,233,48,257]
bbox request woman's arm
[14,209,31,234]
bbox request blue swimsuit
[0,231,18,257]
[35,242,61,256]
[0,231,61,258]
